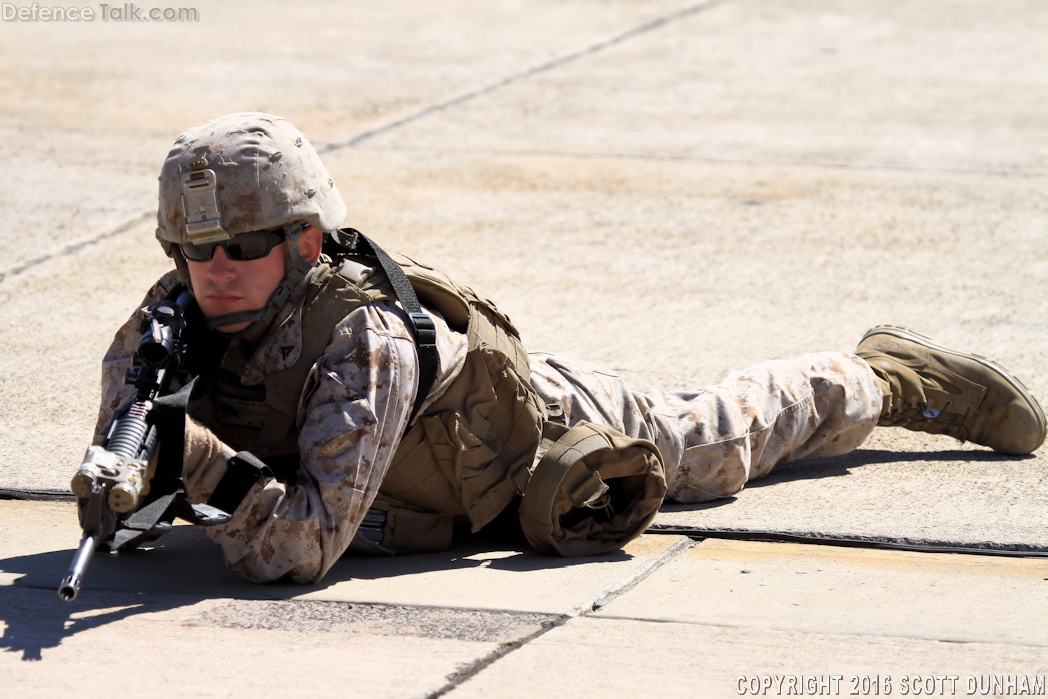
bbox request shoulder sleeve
[200,300,420,583]
[93,270,181,444]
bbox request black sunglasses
[180,228,286,262]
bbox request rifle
[59,286,194,601]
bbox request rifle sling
[112,378,214,550]
[332,229,438,427]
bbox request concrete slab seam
[423,538,695,698]
[646,528,1048,557]
[317,0,727,154]
[580,614,1048,650]
[566,536,696,617]
[357,144,1048,180]
[0,3,727,285]
[0,210,152,283]
[423,616,570,699]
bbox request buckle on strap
[406,311,438,425]
[408,312,436,345]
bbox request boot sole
[861,325,1047,448]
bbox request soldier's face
[187,241,289,336]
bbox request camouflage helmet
[156,112,345,272]
[155,112,346,336]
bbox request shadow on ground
[0,517,631,661]
[2,523,612,591]
[750,448,1033,488]
[657,447,1031,514]
[0,585,201,661]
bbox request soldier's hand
[183,416,237,503]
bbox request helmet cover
[156,112,345,249]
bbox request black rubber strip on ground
[647,525,1048,558]
[0,488,76,502]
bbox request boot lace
[881,396,970,441]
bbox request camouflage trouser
[528,351,884,503]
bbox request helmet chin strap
[204,267,306,337]
[204,221,315,339]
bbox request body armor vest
[192,252,547,534]
[192,247,666,557]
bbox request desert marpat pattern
[94,270,883,583]
[528,350,883,503]
[95,268,467,583]
[156,113,346,246]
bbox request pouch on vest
[519,421,667,557]
[346,496,455,556]
[373,257,545,533]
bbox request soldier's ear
[298,226,323,265]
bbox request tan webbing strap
[519,421,667,557]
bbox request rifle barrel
[58,532,99,601]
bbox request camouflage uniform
[529,351,882,503]
[96,264,883,584]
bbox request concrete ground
[1,0,1046,696]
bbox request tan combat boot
[855,326,1046,455]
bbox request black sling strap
[110,377,234,550]
[329,229,439,426]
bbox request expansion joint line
[425,536,695,699]
[319,0,724,154]
[424,617,569,699]
[1,2,722,283]
[649,526,1048,558]
[0,211,152,283]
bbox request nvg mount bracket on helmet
[180,146,229,244]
